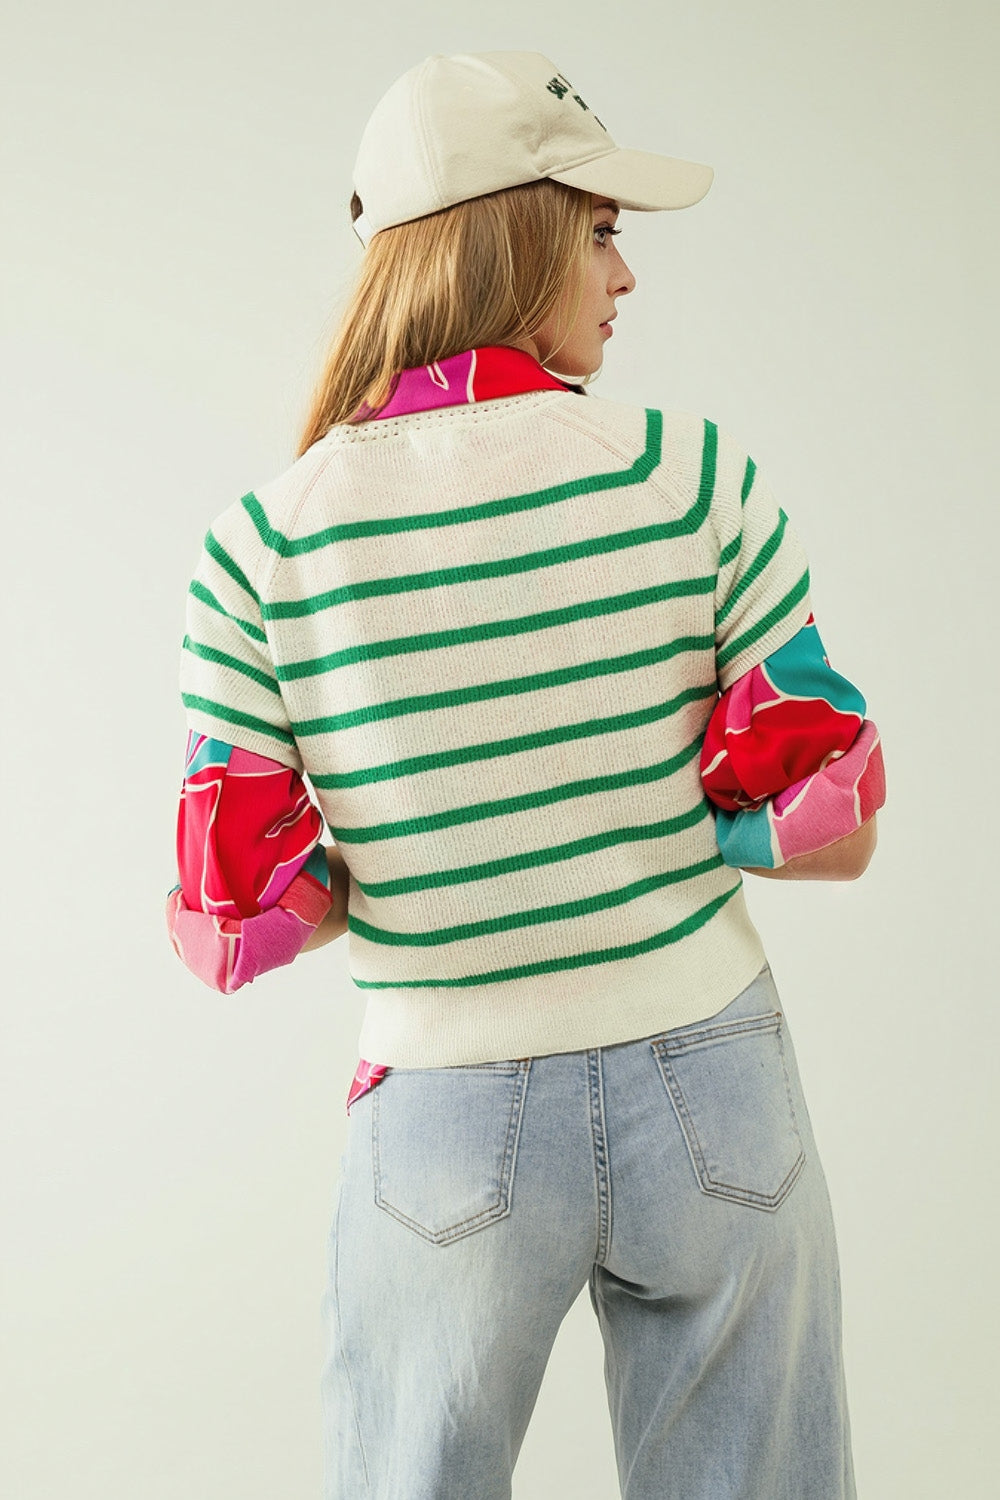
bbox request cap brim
[551,147,713,210]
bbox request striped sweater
[180,384,812,1067]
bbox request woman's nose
[612,249,637,296]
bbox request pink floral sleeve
[166,732,333,993]
[701,615,885,868]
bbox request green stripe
[266,522,711,621]
[292,636,715,738]
[350,882,741,987]
[243,409,665,556]
[715,510,788,627]
[277,576,716,680]
[719,533,741,568]
[204,529,258,603]
[188,579,267,643]
[324,728,705,830]
[350,855,725,948]
[181,693,295,746]
[182,636,281,695]
[741,455,757,504]
[240,493,280,552]
[259,414,721,620]
[356,799,712,897]
[698,418,718,515]
[716,567,811,670]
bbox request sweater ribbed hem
[354,892,767,1067]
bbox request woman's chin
[545,355,602,383]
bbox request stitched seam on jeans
[587,1049,612,1265]
[653,1011,782,1057]
[371,1060,530,1242]
[775,1022,806,1144]
[379,1200,509,1243]
[697,1145,804,1207]
[652,1048,805,1210]
[373,1085,506,1237]
[498,1059,531,1226]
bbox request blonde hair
[295,179,594,457]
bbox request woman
[167,51,883,1500]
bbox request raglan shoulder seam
[540,396,709,531]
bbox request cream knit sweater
[181,389,811,1065]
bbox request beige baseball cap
[352,51,714,246]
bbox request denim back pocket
[372,1059,531,1245]
[650,1010,805,1211]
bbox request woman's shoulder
[545,389,741,493]
[197,439,341,574]
[555,387,704,433]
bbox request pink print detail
[347,1059,390,1112]
[770,723,885,864]
[375,349,477,417]
[166,888,241,992]
[179,737,325,918]
[166,867,332,995]
[170,733,332,994]
[701,664,861,810]
[363,346,570,422]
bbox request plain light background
[2,1,997,1495]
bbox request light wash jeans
[320,965,855,1499]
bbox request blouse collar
[362,345,575,421]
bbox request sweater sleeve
[179,499,302,772]
[708,425,814,691]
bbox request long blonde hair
[295,179,594,457]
